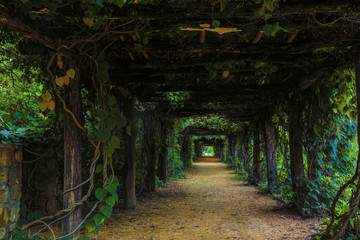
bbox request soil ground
[93,160,321,240]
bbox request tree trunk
[251,122,261,184]
[289,100,307,210]
[158,119,169,182]
[265,116,278,190]
[144,112,156,192]
[123,99,136,209]
[62,62,82,238]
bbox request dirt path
[96,161,320,240]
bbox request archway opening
[202,145,215,157]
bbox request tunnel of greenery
[1,0,360,239]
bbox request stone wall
[0,145,22,240]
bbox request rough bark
[144,112,156,192]
[265,116,278,189]
[289,100,307,209]
[251,122,261,184]
[62,62,82,238]
[123,98,136,209]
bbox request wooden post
[289,99,307,209]
[62,61,82,238]
[158,119,169,182]
[123,98,136,209]
[264,116,278,189]
[144,112,156,192]
[251,122,261,184]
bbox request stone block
[0,171,7,185]
[11,185,21,200]
[0,190,8,204]
[8,167,20,187]
[0,207,10,228]
[14,148,22,163]
[0,227,7,240]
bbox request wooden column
[62,62,82,238]
[289,100,307,209]
[123,98,136,209]
[265,116,278,189]
[251,122,261,184]
[158,119,169,183]
[144,112,156,192]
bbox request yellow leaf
[57,59,63,69]
[47,100,55,111]
[66,69,76,79]
[83,18,93,27]
[42,92,52,102]
[39,102,48,112]
[55,77,64,87]
[223,70,229,78]
[64,75,70,86]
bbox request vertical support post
[123,98,136,209]
[144,112,156,192]
[62,61,82,238]
[289,99,307,209]
[251,121,261,184]
[158,119,169,183]
[0,145,22,240]
[265,116,278,189]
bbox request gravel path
[95,161,320,240]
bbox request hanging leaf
[64,75,70,86]
[39,102,48,112]
[100,205,112,218]
[55,77,64,87]
[98,128,111,142]
[126,125,132,136]
[66,69,76,79]
[105,145,115,157]
[83,18,94,27]
[47,100,55,111]
[107,95,116,107]
[95,188,104,201]
[95,164,103,174]
[106,182,117,195]
[98,109,109,120]
[93,213,106,226]
[109,136,121,149]
[222,70,229,78]
[42,92,52,102]
[105,196,116,208]
[85,222,96,232]
[57,59,63,70]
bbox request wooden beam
[286,30,300,43]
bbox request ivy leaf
[95,188,104,201]
[107,117,117,130]
[42,92,52,102]
[126,125,132,136]
[64,75,70,86]
[212,20,220,28]
[108,136,121,149]
[222,70,229,78]
[100,205,112,218]
[134,43,142,53]
[93,213,106,226]
[105,145,115,157]
[107,95,116,107]
[0,130,12,139]
[106,182,117,195]
[105,196,116,208]
[98,128,111,142]
[39,102,48,112]
[97,109,109,120]
[57,59,63,70]
[96,0,103,7]
[66,69,76,79]
[95,164,103,174]
[47,100,55,111]
[55,77,64,87]
[85,221,96,232]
